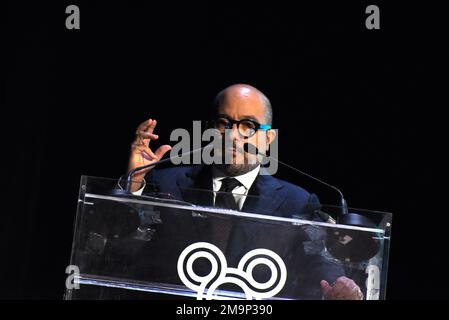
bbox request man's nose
[229,123,241,141]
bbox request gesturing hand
[128,118,172,191]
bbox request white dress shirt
[212,165,260,210]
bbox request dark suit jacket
[137,165,345,299]
[145,164,319,220]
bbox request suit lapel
[241,173,285,216]
[176,165,214,207]
[175,165,286,216]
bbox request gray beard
[214,163,259,177]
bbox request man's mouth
[226,147,242,154]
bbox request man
[127,84,363,300]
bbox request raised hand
[128,118,171,191]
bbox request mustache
[223,144,245,153]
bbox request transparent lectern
[64,176,392,300]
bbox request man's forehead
[217,112,260,122]
[224,85,261,100]
[219,89,265,110]
[218,102,266,120]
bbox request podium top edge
[83,192,387,234]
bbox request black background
[1,1,445,300]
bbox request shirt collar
[212,165,260,190]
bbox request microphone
[307,193,337,224]
[243,142,349,218]
[124,143,213,193]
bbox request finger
[320,280,332,298]
[143,145,158,160]
[132,144,158,160]
[133,134,150,148]
[357,288,364,300]
[333,277,360,300]
[137,119,158,146]
[138,131,159,140]
[133,119,151,146]
[136,118,154,133]
[143,119,157,134]
[334,276,353,287]
[331,280,348,295]
[347,282,363,300]
[339,277,358,292]
[155,144,172,160]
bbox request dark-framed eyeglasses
[209,117,271,138]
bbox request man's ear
[266,129,277,146]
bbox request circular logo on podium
[177,242,287,300]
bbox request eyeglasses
[210,117,271,138]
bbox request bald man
[127,84,363,300]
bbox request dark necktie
[210,177,241,251]
[214,177,241,210]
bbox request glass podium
[64,176,392,300]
